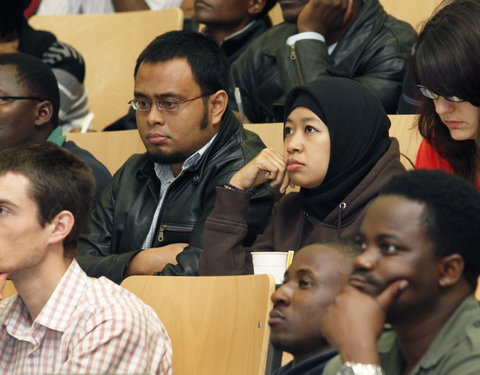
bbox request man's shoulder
[83,276,161,326]
[240,22,297,56]
[62,140,111,178]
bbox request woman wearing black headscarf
[200,77,405,276]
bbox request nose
[433,96,455,116]
[285,132,304,155]
[271,282,291,306]
[146,103,166,126]
[353,247,378,272]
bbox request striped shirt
[0,260,172,374]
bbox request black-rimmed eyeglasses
[417,85,465,103]
[129,93,212,113]
[0,96,45,104]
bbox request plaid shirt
[0,260,172,374]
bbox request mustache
[351,270,383,289]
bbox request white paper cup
[251,251,288,284]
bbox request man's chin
[147,151,186,165]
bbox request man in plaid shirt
[0,142,172,374]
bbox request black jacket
[230,0,417,122]
[77,110,275,283]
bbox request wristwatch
[338,362,385,375]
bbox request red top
[415,139,480,190]
[24,0,40,18]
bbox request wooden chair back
[379,0,443,30]
[66,129,145,174]
[388,114,422,169]
[30,9,184,131]
[1,280,16,299]
[269,3,284,26]
[121,274,275,375]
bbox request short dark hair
[134,30,229,94]
[379,169,480,288]
[0,53,60,126]
[0,142,95,257]
[321,239,361,259]
[413,0,480,183]
[0,0,30,40]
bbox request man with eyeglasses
[77,30,275,283]
[0,53,111,203]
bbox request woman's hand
[229,148,293,193]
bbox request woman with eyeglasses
[199,76,405,276]
[413,0,480,189]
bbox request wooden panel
[269,2,284,26]
[66,129,145,174]
[121,274,275,375]
[379,0,443,30]
[244,122,284,155]
[30,9,183,131]
[388,114,422,169]
[1,280,16,299]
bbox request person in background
[0,142,172,374]
[35,0,191,15]
[0,53,111,202]
[0,0,91,132]
[396,0,456,114]
[104,0,277,131]
[195,0,277,64]
[413,0,480,190]
[322,169,480,375]
[230,0,417,123]
[200,77,405,276]
[270,241,359,375]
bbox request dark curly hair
[379,169,480,288]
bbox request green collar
[46,126,66,146]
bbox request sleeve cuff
[286,31,325,46]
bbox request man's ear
[46,210,75,246]
[209,90,228,127]
[34,101,54,127]
[248,0,267,16]
[438,254,465,287]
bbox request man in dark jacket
[231,0,417,123]
[77,31,274,283]
[0,53,111,203]
[195,0,277,65]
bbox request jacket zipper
[289,44,305,85]
[157,224,194,243]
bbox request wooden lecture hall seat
[121,274,275,375]
[29,8,184,131]
[379,0,443,30]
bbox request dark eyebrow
[295,268,315,278]
[133,91,182,99]
[376,233,401,242]
[285,116,322,124]
[0,199,19,209]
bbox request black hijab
[284,77,391,220]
